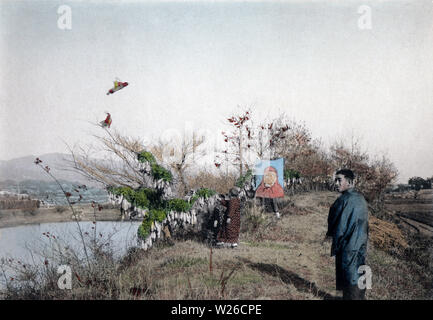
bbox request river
[0,221,142,276]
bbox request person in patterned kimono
[216,187,241,248]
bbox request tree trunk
[239,126,243,177]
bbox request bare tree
[217,108,253,178]
[329,137,398,204]
[149,131,206,196]
[67,128,151,189]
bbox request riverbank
[0,203,122,229]
[1,191,431,299]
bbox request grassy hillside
[1,191,431,300]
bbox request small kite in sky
[106,78,129,95]
[100,112,112,128]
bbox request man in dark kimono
[326,169,369,300]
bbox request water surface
[0,221,142,264]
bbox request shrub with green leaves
[284,169,300,180]
[167,198,192,212]
[107,185,120,196]
[108,168,217,242]
[137,209,167,239]
[137,220,152,239]
[135,189,218,241]
[137,151,156,164]
[137,150,173,182]
[150,209,167,223]
[195,188,216,199]
[150,163,173,182]
[137,188,160,208]
[131,189,150,209]
[108,186,135,203]
[186,188,216,207]
[236,169,253,188]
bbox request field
[1,190,431,300]
[385,189,433,237]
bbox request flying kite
[100,112,112,128]
[107,78,129,95]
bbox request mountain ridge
[0,153,96,186]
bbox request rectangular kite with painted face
[254,158,285,199]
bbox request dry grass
[0,199,40,210]
[1,190,431,300]
[186,170,237,195]
[367,246,432,300]
[369,215,409,252]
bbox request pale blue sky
[1,0,433,183]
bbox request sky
[0,0,432,183]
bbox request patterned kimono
[327,188,369,290]
[217,197,241,244]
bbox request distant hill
[0,153,109,204]
[0,153,97,186]
[0,179,108,205]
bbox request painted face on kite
[255,166,284,199]
[263,170,277,187]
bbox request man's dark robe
[327,188,369,290]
